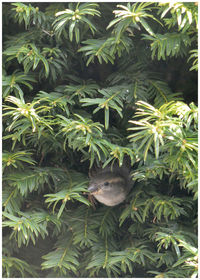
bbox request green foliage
[2,2,197,278]
[142,2,197,62]
[2,210,60,247]
[79,39,115,65]
[44,173,90,218]
[58,114,108,167]
[66,205,98,247]
[53,3,100,42]
[64,77,99,99]
[40,47,69,82]
[41,232,80,276]
[4,43,50,77]
[188,49,198,71]
[148,227,198,278]
[128,101,198,198]
[3,150,36,171]
[2,185,23,215]
[143,32,191,60]
[107,3,162,38]
[2,256,38,278]
[119,184,193,225]
[109,241,155,275]
[11,3,47,30]
[158,2,198,31]
[12,3,46,29]
[2,71,36,99]
[81,86,125,129]
[4,168,50,197]
[35,89,74,116]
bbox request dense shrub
[2,2,197,278]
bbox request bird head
[88,162,132,206]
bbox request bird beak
[88,185,100,194]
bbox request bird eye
[104,182,109,186]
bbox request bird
[88,160,132,206]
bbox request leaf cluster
[128,101,198,198]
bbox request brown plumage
[88,160,132,206]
